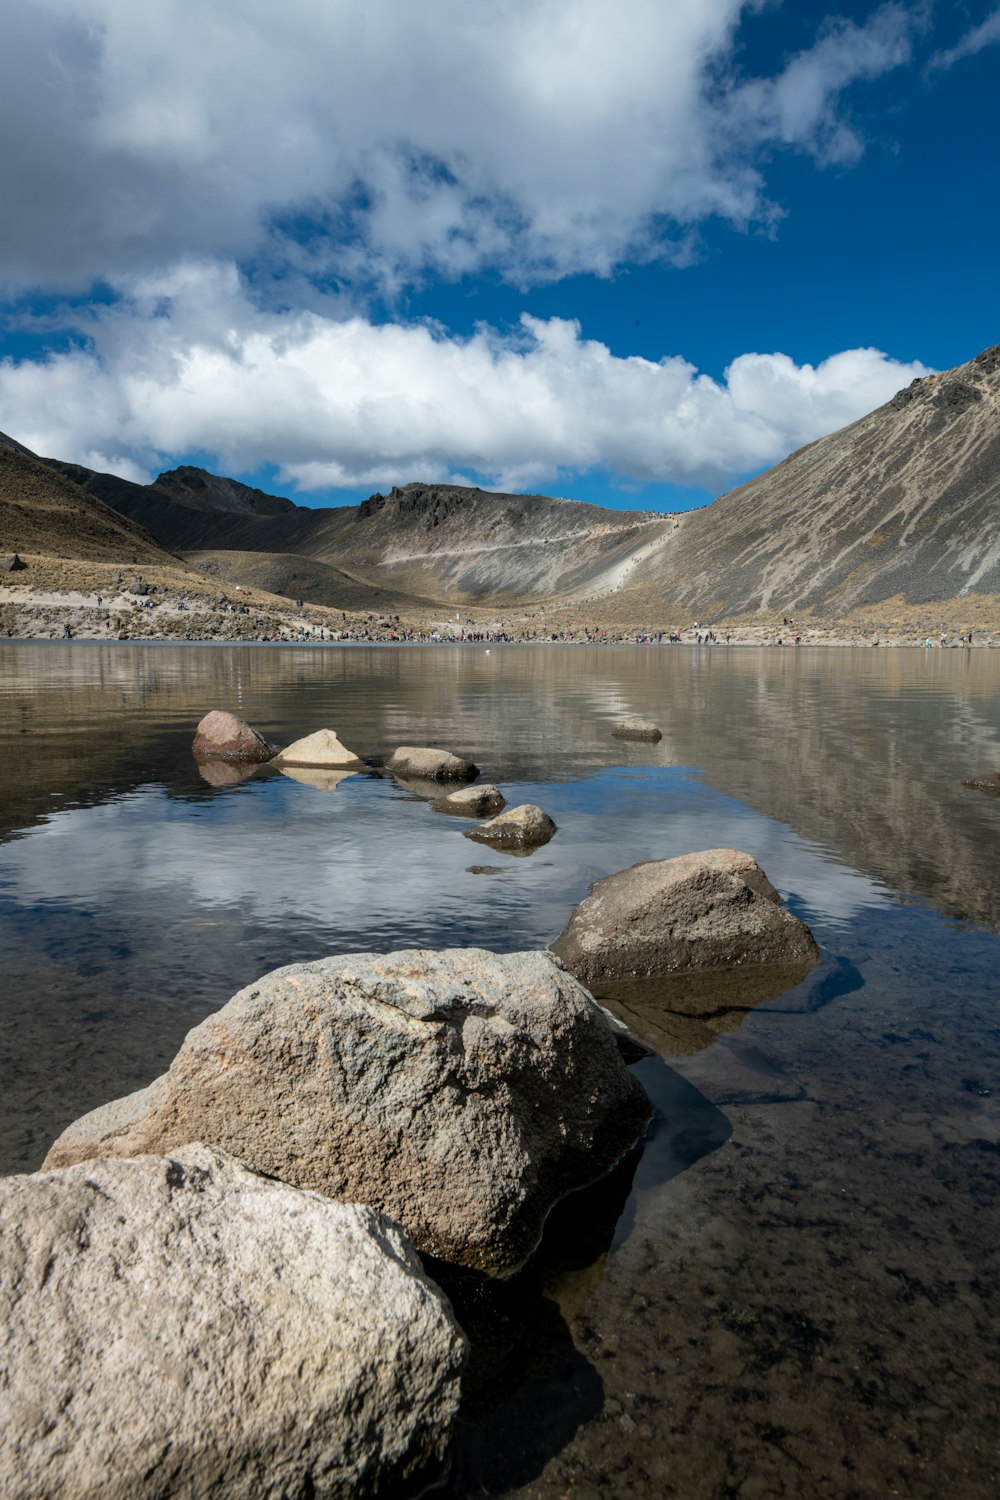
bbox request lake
[2,641,999,1498]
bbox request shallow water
[2,642,999,1497]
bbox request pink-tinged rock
[192,709,274,762]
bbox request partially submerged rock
[385,746,479,782]
[0,1144,465,1500]
[273,727,364,769]
[962,771,1000,796]
[432,783,507,818]
[45,950,650,1276]
[192,709,274,763]
[463,804,556,851]
[611,717,662,743]
[550,849,819,985]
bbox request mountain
[40,461,670,607]
[654,344,1000,616]
[0,438,178,566]
[5,340,999,619]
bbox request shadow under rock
[432,1061,731,1496]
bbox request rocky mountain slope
[0,440,177,566]
[653,344,1000,616]
[41,458,670,607]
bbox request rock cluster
[551,849,819,985]
[0,1144,465,1500]
[45,949,650,1276]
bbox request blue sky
[0,1,997,513]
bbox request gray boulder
[385,746,478,781]
[44,951,649,1277]
[611,717,662,742]
[0,1144,465,1500]
[432,784,507,817]
[550,849,820,985]
[192,709,274,763]
[463,804,556,851]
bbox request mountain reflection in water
[1,642,998,1500]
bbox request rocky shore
[1,555,996,646]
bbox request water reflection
[2,644,999,1497]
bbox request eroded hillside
[657,345,1000,616]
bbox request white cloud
[928,8,1000,70]
[0,0,920,293]
[0,263,930,493]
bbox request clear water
[2,642,999,1498]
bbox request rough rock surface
[192,709,274,762]
[550,849,820,984]
[463,804,557,850]
[0,1144,466,1500]
[273,727,363,768]
[432,784,507,817]
[44,950,650,1276]
[962,770,1000,796]
[385,746,478,781]
[611,717,663,742]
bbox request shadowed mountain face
[0,441,176,566]
[658,344,1000,615]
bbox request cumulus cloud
[0,264,930,494]
[0,0,920,293]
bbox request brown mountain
[651,344,1000,616]
[0,439,177,566]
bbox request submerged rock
[192,709,274,763]
[962,771,1000,796]
[463,804,556,851]
[0,1144,465,1500]
[550,849,820,985]
[611,717,662,743]
[44,950,650,1276]
[385,746,478,781]
[273,727,364,768]
[432,784,507,817]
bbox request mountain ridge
[2,340,998,620]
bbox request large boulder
[44,951,650,1276]
[0,1144,465,1500]
[463,804,556,851]
[192,709,274,763]
[432,784,507,818]
[611,717,662,742]
[385,746,478,782]
[273,728,364,768]
[550,849,820,985]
